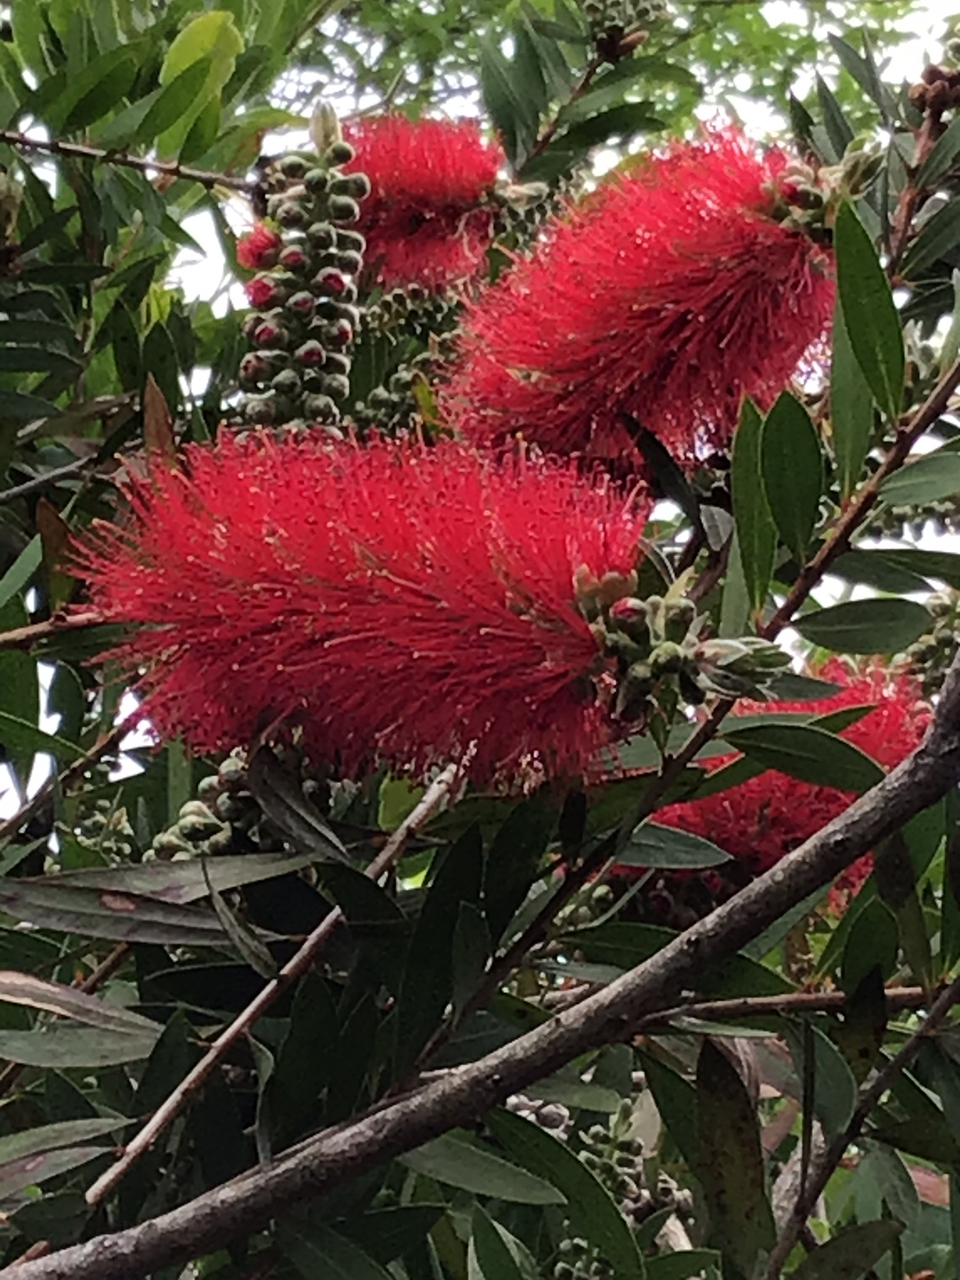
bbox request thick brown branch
[10,650,960,1280]
[0,129,257,192]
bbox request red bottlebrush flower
[443,129,835,466]
[341,115,503,290]
[72,438,650,783]
[628,661,929,906]
[236,223,282,271]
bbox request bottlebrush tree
[2,3,960,1280]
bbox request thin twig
[520,56,602,171]
[12,647,960,1280]
[84,761,461,1208]
[635,984,928,1027]
[762,970,960,1278]
[0,129,257,193]
[0,612,103,653]
[0,459,91,505]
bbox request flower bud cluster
[906,590,957,698]
[553,1101,694,1277]
[771,140,883,238]
[909,60,960,120]
[237,140,369,432]
[142,750,330,863]
[364,282,458,340]
[491,178,566,252]
[582,579,791,725]
[581,0,664,63]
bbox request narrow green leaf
[792,1220,903,1280]
[721,722,883,793]
[617,823,732,870]
[0,390,59,420]
[696,1041,775,1275]
[339,1207,446,1266]
[860,1143,920,1230]
[644,1253,722,1280]
[0,1146,109,1197]
[840,898,899,993]
[136,58,215,144]
[794,598,930,654]
[784,1021,857,1137]
[831,296,875,499]
[917,114,960,188]
[834,201,904,422]
[760,392,823,563]
[900,199,960,278]
[488,1110,645,1278]
[400,1132,565,1205]
[640,1054,698,1170]
[57,50,139,132]
[471,1207,525,1280]
[816,74,854,160]
[0,1118,125,1166]
[0,711,82,764]
[282,1221,393,1280]
[731,400,776,609]
[879,447,960,506]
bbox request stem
[0,611,103,652]
[0,129,257,192]
[84,762,462,1208]
[762,970,960,1278]
[519,56,602,173]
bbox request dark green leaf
[816,74,854,160]
[721,722,883,792]
[0,880,230,946]
[831,296,875,499]
[794,598,930,654]
[731,400,776,609]
[900,200,960,278]
[860,1142,920,1230]
[400,1132,565,1204]
[42,851,320,903]
[0,711,82,764]
[480,37,536,168]
[832,969,887,1084]
[484,791,556,942]
[616,822,732,870]
[645,1253,722,1280]
[0,1146,108,1198]
[0,389,59,420]
[918,114,960,188]
[631,421,701,531]
[59,52,139,132]
[832,549,932,595]
[696,1041,775,1275]
[340,1207,446,1266]
[840,898,899,993]
[761,392,823,563]
[137,58,215,144]
[282,1220,394,1280]
[784,1021,857,1137]
[0,345,81,376]
[488,1110,645,1278]
[471,1206,525,1280]
[792,1220,903,1280]
[834,201,904,422]
[764,672,843,701]
[247,745,348,863]
[396,827,483,1072]
[879,447,960,506]
[640,1053,698,1170]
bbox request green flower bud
[325,140,356,166]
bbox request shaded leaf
[720,722,883,792]
[831,295,875,499]
[834,201,904,421]
[400,1132,565,1204]
[282,1220,393,1280]
[46,851,320,904]
[879,448,960,506]
[696,1041,775,1274]
[784,1021,857,1137]
[731,400,776,610]
[247,745,348,863]
[794,598,930,654]
[792,1220,903,1280]
[761,391,823,563]
[616,823,732,870]
[0,1146,108,1199]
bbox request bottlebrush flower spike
[632,661,930,906]
[72,438,650,783]
[341,115,503,289]
[443,129,835,466]
[236,222,282,272]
